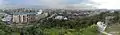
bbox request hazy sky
[0,0,119,9]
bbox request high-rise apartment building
[12,14,37,23]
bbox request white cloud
[40,0,64,8]
[90,0,120,9]
[0,0,96,9]
[64,3,97,9]
[40,0,96,9]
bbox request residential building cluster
[1,8,48,24]
[0,8,116,24]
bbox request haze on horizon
[0,0,120,9]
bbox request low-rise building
[55,16,68,20]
